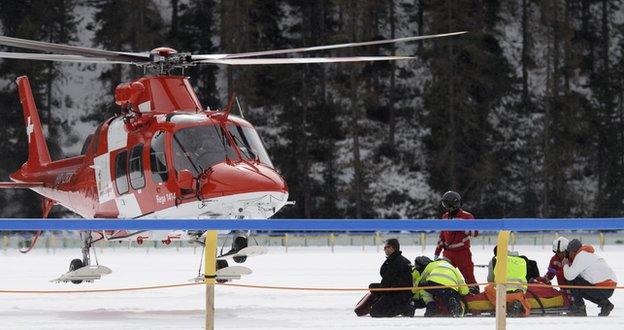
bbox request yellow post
[3,235,9,254]
[375,231,381,252]
[204,231,218,330]
[330,233,335,253]
[599,232,605,251]
[495,230,510,330]
[420,232,426,252]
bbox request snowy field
[1,243,624,329]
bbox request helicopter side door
[147,130,177,215]
[102,117,143,218]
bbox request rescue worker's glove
[469,286,480,294]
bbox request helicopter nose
[198,162,287,199]
[197,162,289,219]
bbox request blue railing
[0,218,623,231]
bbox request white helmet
[552,237,569,253]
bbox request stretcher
[355,286,572,317]
[464,285,572,316]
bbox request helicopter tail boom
[16,76,52,172]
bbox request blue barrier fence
[0,218,623,231]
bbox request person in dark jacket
[369,238,415,317]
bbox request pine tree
[421,0,516,218]
[269,0,345,218]
[175,0,219,108]
[0,0,78,217]
[591,0,624,216]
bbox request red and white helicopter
[0,31,464,283]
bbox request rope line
[220,282,624,291]
[0,281,620,294]
[0,282,201,294]
[219,282,489,292]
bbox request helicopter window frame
[129,144,146,190]
[172,124,238,176]
[226,123,274,167]
[149,131,169,184]
[114,150,129,195]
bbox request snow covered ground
[1,243,624,329]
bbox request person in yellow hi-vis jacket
[412,256,469,317]
[485,246,531,316]
[410,258,427,310]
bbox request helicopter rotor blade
[191,31,466,61]
[195,56,415,65]
[0,52,138,64]
[0,35,149,63]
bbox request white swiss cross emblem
[26,117,34,143]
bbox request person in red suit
[434,191,479,294]
[533,237,569,286]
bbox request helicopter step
[217,246,268,261]
[50,264,112,284]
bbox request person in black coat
[369,238,415,317]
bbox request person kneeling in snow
[485,246,531,317]
[413,256,469,317]
[564,239,617,316]
[368,238,415,317]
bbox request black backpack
[519,256,540,281]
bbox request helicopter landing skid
[189,265,253,283]
[50,265,112,283]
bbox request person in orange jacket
[434,191,479,294]
[564,239,617,316]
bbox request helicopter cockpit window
[149,131,168,183]
[129,144,145,189]
[172,125,237,176]
[227,124,273,167]
[114,150,129,195]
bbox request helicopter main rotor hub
[146,47,193,74]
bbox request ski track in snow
[1,245,623,329]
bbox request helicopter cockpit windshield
[227,124,274,168]
[172,125,237,176]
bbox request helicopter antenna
[235,96,245,119]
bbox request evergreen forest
[0,0,623,220]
